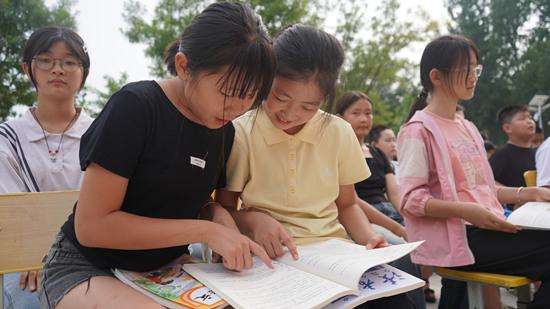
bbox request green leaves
[334,0,439,128]
[120,0,438,130]
[0,0,76,120]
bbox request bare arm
[75,163,271,270]
[215,188,252,235]
[424,197,518,233]
[355,198,406,239]
[495,186,550,205]
[385,173,402,214]
[336,185,387,248]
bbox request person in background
[490,105,536,190]
[368,125,398,161]
[336,93,403,226]
[336,91,425,308]
[0,26,93,309]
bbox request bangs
[217,41,275,107]
[450,42,476,71]
[33,34,88,68]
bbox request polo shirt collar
[23,108,90,142]
[257,106,323,145]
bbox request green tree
[0,0,77,120]
[77,72,129,117]
[122,0,316,78]
[447,0,550,142]
[333,0,439,128]
[122,0,439,129]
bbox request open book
[183,239,424,309]
[507,202,550,230]
[113,263,226,309]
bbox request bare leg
[56,276,164,309]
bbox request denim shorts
[372,201,404,225]
[39,231,113,309]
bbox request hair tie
[82,44,88,54]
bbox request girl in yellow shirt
[217,24,414,309]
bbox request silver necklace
[30,107,80,163]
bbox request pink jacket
[397,110,500,267]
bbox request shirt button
[289,169,295,176]
[289,153,295,160]
[289,186,295,194]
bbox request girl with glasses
[399,34,550,308]
[39,3,275,308]
[0,26,93,309]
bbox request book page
[324,264,425,309]
[114,265,225,309]
[183,259,355,309]
[278,239,423,289]
[507,202,550,230]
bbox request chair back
[0,191,78,274]
[524,170,537,187]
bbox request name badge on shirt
[190,156,206,169]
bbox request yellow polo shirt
[225,107,370,244]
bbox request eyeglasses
[442,64,483,78]
[472,64,483,78]
[32,56,82,72]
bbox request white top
[0,108,93,193]
[391,160,399,184]
[536,137,550,186]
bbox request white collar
[22,108,92,142]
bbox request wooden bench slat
[0,191,79,273]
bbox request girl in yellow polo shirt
[217,24,414,309]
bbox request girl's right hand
[244,211,299,260]
[460,203,519,233]
[206,223,273,271]
[366,233,388,249]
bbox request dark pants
[438,226,550,309]
[356,293,415,308]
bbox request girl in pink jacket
[398,35,550,309]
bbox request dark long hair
[164,2,275,107]
[335,91,371,115]
[23,26,90,90]
[273,24,344,107]
[406,35,479,122]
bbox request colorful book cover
[114,264,226,309]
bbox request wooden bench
[0,190,79,309]
[435,267,533,309]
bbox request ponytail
[406,88,428,122]
[164,39,181,76]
